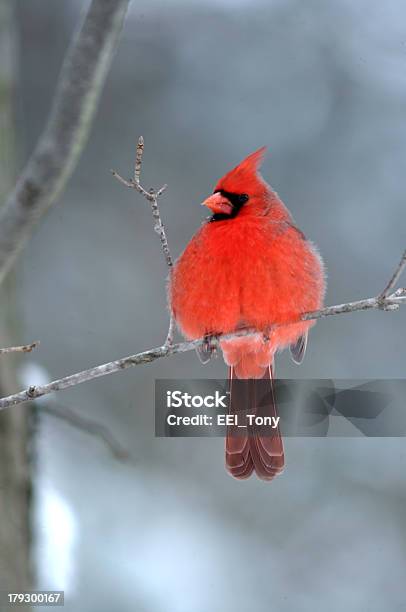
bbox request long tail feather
[226,368,254,479]
[226,365,284,481]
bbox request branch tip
[379,249,406,299]
[23,341,40,353]
[157,184,168,196]
[0,340,40,355]
[134,135,145,183]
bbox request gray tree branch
[0,341,38,355]
[379,249,406,300]
[0,262,405,409]
[0,0,131,285]
[41,402,130,461]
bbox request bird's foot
[196,333,218,364]
[262,327,273,343]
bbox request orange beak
[202,192,233,215]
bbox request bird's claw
[262,327,272,343]
[196,334,217,364]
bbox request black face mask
[209,190,249,222]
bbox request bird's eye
[238,193,249,204]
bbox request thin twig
[0,341,39,355]
[134,135,144,183]
[0,268,405,409]
[40,403,130,461]
[112,136,174,344]
[165,314,176,347]
[379,249,406,300]
[0,0,131,286]
[112,136,173,268]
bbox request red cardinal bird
[169,148,325,481]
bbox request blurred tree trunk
[0,0,32,592]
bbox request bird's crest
[214,147,267,195]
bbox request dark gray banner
[155,379,406,437]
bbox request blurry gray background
[10,0,406,610]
